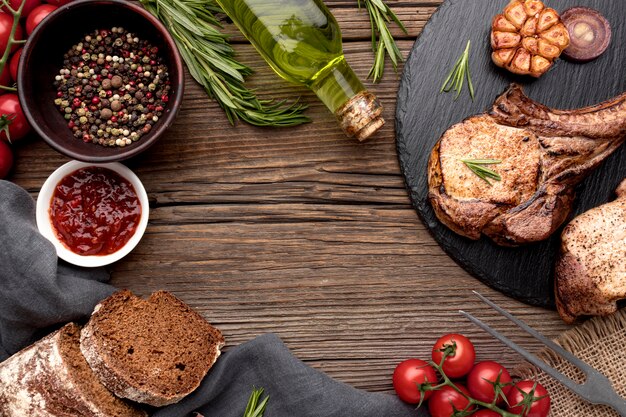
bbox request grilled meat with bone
[428,84,626,246]
[555,179,626,323]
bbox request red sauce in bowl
[49,166,141,256]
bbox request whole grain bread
[80,290,225,407]
[0,323,147,417]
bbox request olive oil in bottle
[215,0,384,141]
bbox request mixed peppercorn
[53,27,170,148]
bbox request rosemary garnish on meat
[461,159,502,185]
[358,0,407,83]
[441,40,474,100]
[243,387,269,417]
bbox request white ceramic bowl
[36,160,149,267]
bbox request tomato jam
[49,167,141,256]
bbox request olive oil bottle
[215,0,384,141]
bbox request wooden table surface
[11,0,571,394]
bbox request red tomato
[429,385,474,417]
[431,333,476,378]
[3,0,41,17]
[0,139,12,178]
[0,12,23,54]
[25,3,56,35]
[470,410,500,417]
[0,93,30,143]
[43,0,73,5]
[392,359,438,404]
[9,47,20,81]
[506,380,551,417]
[0,63,12,90]
[467,361,512,404]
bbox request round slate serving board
[396,0,626,308]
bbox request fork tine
[471,291,593,373]
[459,309,583,394]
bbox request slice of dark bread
[0,323,147,417]
[80,290,225,407]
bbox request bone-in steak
[555,179,626,323]
[428,84,626,245]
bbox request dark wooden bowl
[18,0,184,163]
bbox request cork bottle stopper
[335,91,385,141]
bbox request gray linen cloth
[0,180,421,417]
[0,180,115,360]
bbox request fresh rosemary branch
[243,387,269,417]
[461,159,502,186]
[441,40,474,100]
[0,0,25,92]
[139,0,309,127]
[358,0,407,83]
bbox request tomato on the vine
[431,333,476,378]
[467,361,512,404]
[506,380,551,417]
[428,384,474,417]
[392,359,438,404]
[25,3,56,35]
[3,0,41,17]
[0,64,11,91]
[9,47,21,81]
[0,12,23,54]
[470,410,500,417]
[0,139,12,178]
[0,93,30,143]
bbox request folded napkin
[0,180,422,417]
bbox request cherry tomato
[0,93,30,143]
[0,12,23,54]
[25,3,56,35]
[506,380,551,417]
[3,0,41,17]
[392,359,438,404]
[467,361,512,404]
[431,333,476,378]
[9,47,20,82]
[429,384,474,417]
[470,410,500,417]
[0,139,12,178]
[0,63,12,90]
[44,0,74,5]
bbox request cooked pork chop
[428,84,626,245]
[555,179,626,323]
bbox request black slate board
[396,0,626,308]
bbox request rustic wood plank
[112,203,569,391]
[8,3,571,396]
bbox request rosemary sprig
[140,0,310,127]
[461,159,502,186]
[441,40,474,100]
[243,387,269,417]
[358,0,407,83]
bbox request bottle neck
[310,56,365,113]
[310,57,385,141]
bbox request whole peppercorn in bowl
[18,0,183,162]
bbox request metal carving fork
[459,291,626,416]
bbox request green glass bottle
[215,0,384,141]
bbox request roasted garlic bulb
[491,0,570,78]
